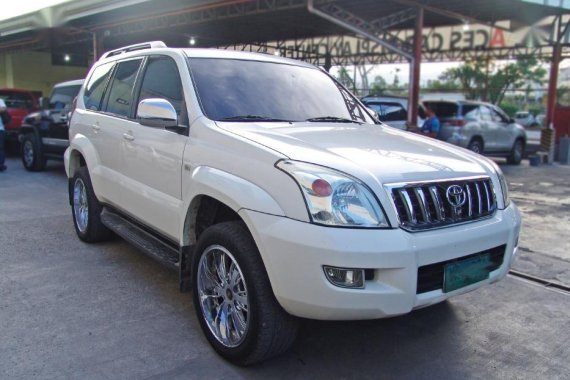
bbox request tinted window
[0,91,33,109]
[423,102,458,119]
[479,106,492,121]
[189,58,372,123]
[492,107,510,123]
[365,101,407,122]
[462,104,479,119]
[84,63,113,111]
[49,85,81,109]
[105,59,142,118]
[138,57,183,116]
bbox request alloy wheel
[73,178,89,233]
[197,245,249,348]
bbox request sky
[0,0,72,21]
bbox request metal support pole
[407,7,423,128]
[92,31,104,63]
[546,43,561,130]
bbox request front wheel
[192,222,298,365]
[21,134,46,171]
[507,139,524,165]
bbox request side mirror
[137,98,178,129]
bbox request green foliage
[439,59,487,100]
[369,75,387,96]
[499,101,518,117]
[527,105,544,117]
[424,79,460,92]
[437,57,546,105]
[557,85,570,106]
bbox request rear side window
[423,102,458,119]
[462,105,479,119]
[479,106,492,121]
[84,63,114,111]
[366,102,407,122]
[104,59,142,118]
[49,85,81,110]
[0,91,33,109]
[137,57,183,116]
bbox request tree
[439,59,487,100]
[336,66,354,90]
[488,57,546,105]
[369,75,387,95]
[424,79,460,92]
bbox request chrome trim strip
[428,186,444,221]
[399,190,417,224]
[474,182,483,214]
[465,183,473,217]
[384,175,489,189]
[41,137,69,147]
[414,188,430,223]
[483,181,491,212]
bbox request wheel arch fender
[65,134,100,179]
[180,166,284,246]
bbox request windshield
[0,91,33,109]
[188,58,373,124]
[49,85,81,110]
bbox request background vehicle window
[84,63,114,111]
[137,57,183,116]
[49,86,81,110]
[462,105,479,120]
[492,107,510,123]
[479,106,492,121]
[366,102,407,122]
[105,59,142,118]
[423,102,458,119]
[0,92,33,109]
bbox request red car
[0,88,42,144]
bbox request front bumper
[240,203,521,320]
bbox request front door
[120,55,188,240]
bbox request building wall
[0,51,88,96]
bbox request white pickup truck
[65,42,521,365]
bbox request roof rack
[101,41,167,60]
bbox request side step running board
[100,209,179,271]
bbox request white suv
[65,42,521,365]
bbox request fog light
[323,266,365,289]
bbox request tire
[507,139,524,165]
[192,221,299,365]
[71,167,112,243]
[467,138,483,155]
[21,133,46,171]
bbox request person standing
[0,98,8,172]
[421,106,440,139]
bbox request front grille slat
[391,177,496,231]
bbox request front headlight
[276,160,389,228]
[490,161,510,208]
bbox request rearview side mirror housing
[137,98,178,129]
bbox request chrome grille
[390,177,496,231]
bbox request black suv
[19,79,83,171]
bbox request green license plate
[443,253,492,293]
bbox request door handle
[123,132,135,141]
[91,124,101,131]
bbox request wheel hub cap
[197,245,249,348]
[73,179,89,233]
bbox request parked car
[423,100,527,165]
[361,95,424,130]
[524,113,545,155]
[65,42,521,365]
[0,88,42,146]
[514,111,535,128]
[19,79,83,171]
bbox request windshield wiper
[306,116,362,124]
[218,115,291,122]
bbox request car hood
[216,121,493,184]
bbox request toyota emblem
[446,185,467,208]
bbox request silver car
[423,100,527,165]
